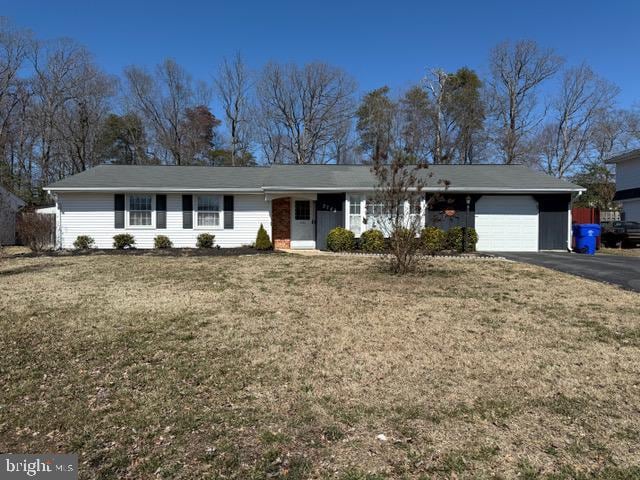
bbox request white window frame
[194,194,223,229]
[346,194,426,235]
[408,198,426,229]
[346,194,365,237]
[126,194,155,229]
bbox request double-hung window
[196,195,222,227]
[349,195,362,236]
[128,195,153,226]
[367,199,386,218]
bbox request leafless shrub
[370,152,446,274]
[16,212,54,252]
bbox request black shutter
[224,195,234,229]
[114,194,125,228]
[182,195,193,229]
[156,194,167,229]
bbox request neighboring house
[45,164,584,252]
[606,149,640,221]
[0,184,26,245]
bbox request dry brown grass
[1,254,640,479]
[0,245,31,256]
[599,247,640,257]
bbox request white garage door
[475,195,539,252]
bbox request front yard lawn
[1,254,639,479]
[599,247,640,257]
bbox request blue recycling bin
[572,224,601,255]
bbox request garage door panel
[475,195,538,252]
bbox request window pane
[349,195,361,214]
[350,214,361,236]
[198,211,219,227]
[294,201,310,220]
[198,195,220,212]
[129,195,152,211]
[130,211,151,226]
[129,195,152,226]
[367,201,384,217]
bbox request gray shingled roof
[46,164,584,193]
[605,148,640,164]
[46,165,271,191]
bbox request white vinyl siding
[622,198,640,222]
[616,159,640,191]
[56,193,271,249]
[475,195,539,252]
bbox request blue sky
[3,0,639,107]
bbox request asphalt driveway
[498,251,640,292]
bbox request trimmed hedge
[73,235,95,250]
[446,226,478,252]
[326,227,355,252]
[360,229,385,253]
[154,235,173,249]
[255,224,272,250]
[421,227,446,254]
[113,233,135,249]
[196,233,215,248]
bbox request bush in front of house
[196,233,215,248]
[16,212,54,252]
[113,233,135,249]
[390,226,420,250]
[255,224,272,250]
[73,235,95,250]
[154,235,173,249]
[360,229,385,253]
[446,226,478,253]
[326,227,355,252]
[421,226,446,254]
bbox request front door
[291,199,316,249]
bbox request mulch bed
[2,246,280,259]
[331,250,496,259]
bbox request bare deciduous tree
[215,52,252,165]
[124,59,213,165]
[56,64,116,173]
[590,108,638,163]
[425,69,458,164]
[537,64,619,177]
[30,38,111,187]
[256,62,356,164]
[487,40,563,164]
[0,18,31,167]
[370,152,435,274]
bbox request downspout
[568,191,583,252]
[47,190,61,250]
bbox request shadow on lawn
[0,262,71,276]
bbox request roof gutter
[262,186,586,193]
[45,187,264,193]
[46,186,586,194]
